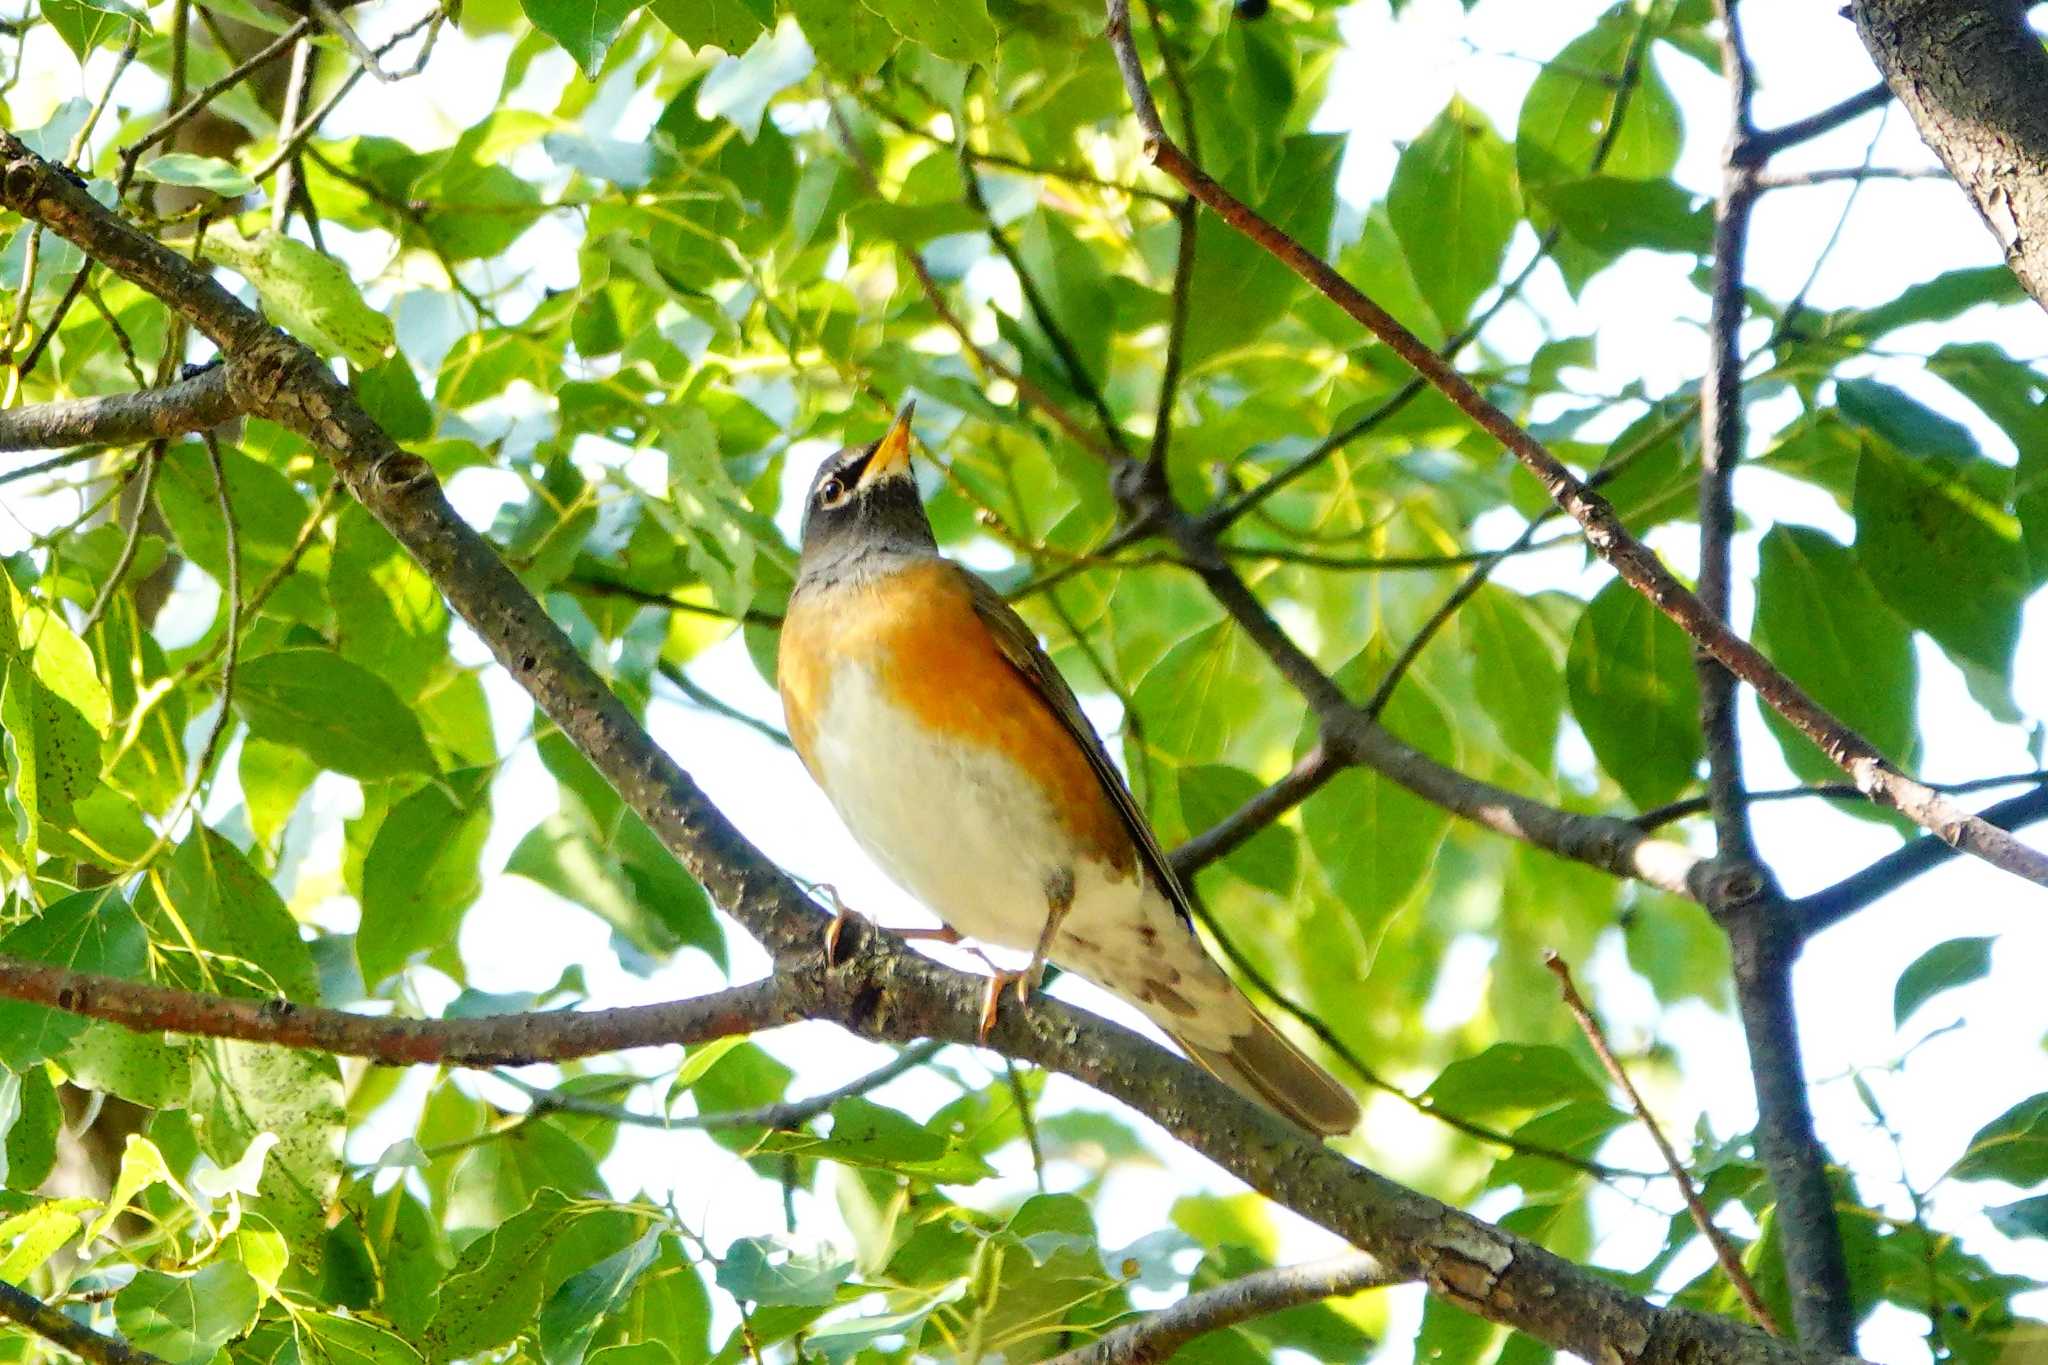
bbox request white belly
[807,661,1250,1050]
[808,660,1085,950]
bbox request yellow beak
[869,398,916,480]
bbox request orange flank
[779,559,1138,877]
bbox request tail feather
[1172,1012,1360,1137]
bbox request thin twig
[79,439,164,633]
[498,1040,944,1132]
[1634,770,2048,830]
[1737,82,1891,163]
[1044,1254,1407,1365]
[1545,952,1781,1336]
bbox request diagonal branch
[0,363,237,451]
[1044,1253,1407,1365]
[1099,0,2048,889]
[1795,786,2048,939]
[0,1279,166,1365]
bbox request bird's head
[796,400,936,584]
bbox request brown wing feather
[953,566,1195,928]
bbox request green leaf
[116,1264,262,1365]
[1852,434,2026,678]
[649,0,771,52]
[153,442,314,596]
[1173,764,1296,896]
[161,825,321,1000]
[1536,176,1710,256]
[290,1314,426,1365]
[40,0,147,60]
[1952,1093,2048,1185]
[0,887,144,1071]
[234,648,437,781]
[137,153,256,197]
[715,1236,853,1307]
[1389,98,1520,329]
[424,1189,632,1361]
[1517,9,1679,191]
[1988,1194,2048,1241]
[751,1097,998,1184]
[1894,936,1994,1027]
[1566,578,1701,808]
[857,0,995,62]
[63,1021,193,1108]
[1821,266,2026,342]
[1462,586,1566,773]
[539,1228,664,1365]
[358,769,494,986]
[657,409,761,620]
[189,1038,344,1258]
[1753,525,1917,786]
[788,0,893,74]
[0,1197,93,1280]
[1301,650,1455,943]
[2,1066,59,1192]
[205,228,394,368]
[522,0,643,78]
[1423,1042,1607,1119]
[1183,134,1340,366]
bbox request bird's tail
[1170,1008,1360,1137]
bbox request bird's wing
[953,564,1195,927]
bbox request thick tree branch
[1851,0,2048,312]
[0,364,236,451]
[1044,1253,1407,1365]
[0,122,1867,1365]
[0,1279,167,1365]
[1098,0,2048,888]
[0,922,1860,1365]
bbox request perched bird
[777,402,1360,1136]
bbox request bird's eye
[819,476,846,506]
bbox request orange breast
[779,561,1136,876]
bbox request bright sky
[8,1,2048,1359]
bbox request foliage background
[0,0,2045,1361]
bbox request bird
[776,401,1361,1137]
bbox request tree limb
[1850,0,2048,313]
[0,957,795,1065]
[0,1278,167,1365]
[0,923,1862,1365]
[0,364,237,452]
[1097,0,2048,888]
[1043,1253,1407,1365]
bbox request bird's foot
[818,887,963,967]
[976,953,1051,1044]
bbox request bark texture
[1853,0,2048,314]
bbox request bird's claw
[976,958,1050,1044]
[818,885,858,967]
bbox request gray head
[795,401,937,589]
